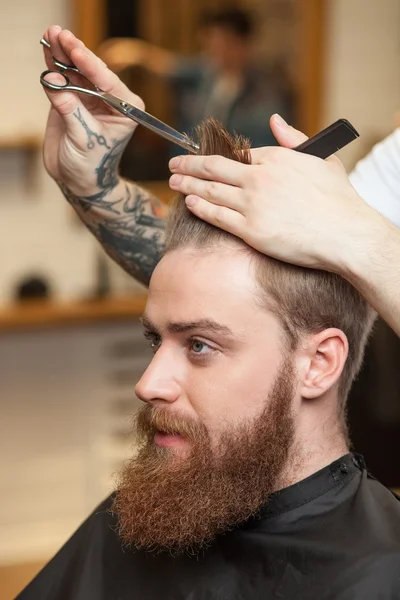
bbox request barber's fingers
[59,30,143,107]
[41,71,83,121]
[41,27,80,120]
[43,27,144,112]
[41,70,101,149]
[41,26,141,141]
[47,25,85,66]
[41,27,98,128]
[169,154,248,187]
[169,174,244,213]
[184,196,246,236]
[43,26,60,70]
[42,74,104,148]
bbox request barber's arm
[42,26,167,286]
[169,116,400,336]
[349,129,400,229]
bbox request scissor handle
[40,69,102,102]
[40,69,72,90]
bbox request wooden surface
[0,295,148,332]
[296,0,325,135]
[0,135,41,151]
[0,560,46,600]
[72,0,105,50]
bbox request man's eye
[189,339,212,355]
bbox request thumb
[42,71,81,124]
[270,113,308,148]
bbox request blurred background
[1,0,400,597]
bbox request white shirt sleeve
[349,128,400,228]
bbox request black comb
[293,118,359,159]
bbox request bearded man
[18,120,400,600]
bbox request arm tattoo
[96,188,166,286]
[96,137,131,189]
[61,181,166,287]
[60,110,166,286]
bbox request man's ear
[297,329,349,399]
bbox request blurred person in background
[99,5,294,153]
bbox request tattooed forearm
[60,110,167,286]
[96,136,132,189]
[98,182,166,285]
[93,183,166,286]
[60,179,166,286]
[96,207,166,286]
[58,182,120,214]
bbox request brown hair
[166,118,376,410]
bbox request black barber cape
[17,454,400,600]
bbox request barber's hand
[42,26,144,196]
[169,114,369,273]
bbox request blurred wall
[0,0,98,304]
[0,0,400,303]
[322,0,400,170]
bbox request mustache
[135,405,209,442]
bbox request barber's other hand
[42,26,144,196]
[169,115,370,273]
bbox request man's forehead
[149,247,257,307]
[146,247,277,334]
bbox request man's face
[199,26,249,71]
[138,246,294,447]
[112,246,298,553]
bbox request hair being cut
[166,118,376,422]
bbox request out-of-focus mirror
[72,0,324,176]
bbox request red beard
[111,359,296,554]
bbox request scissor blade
[124,105,199,154]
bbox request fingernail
[169,174,183,187]
[169,157,181,171]
[273,113,288,128]
[185,196,197,208]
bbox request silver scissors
[40,38,200,154]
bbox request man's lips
[154,430,188,447]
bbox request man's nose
[135,347,181,405]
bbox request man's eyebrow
[167,319,234,337]
[141,315,234,337]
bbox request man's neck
[279,435,349,491]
